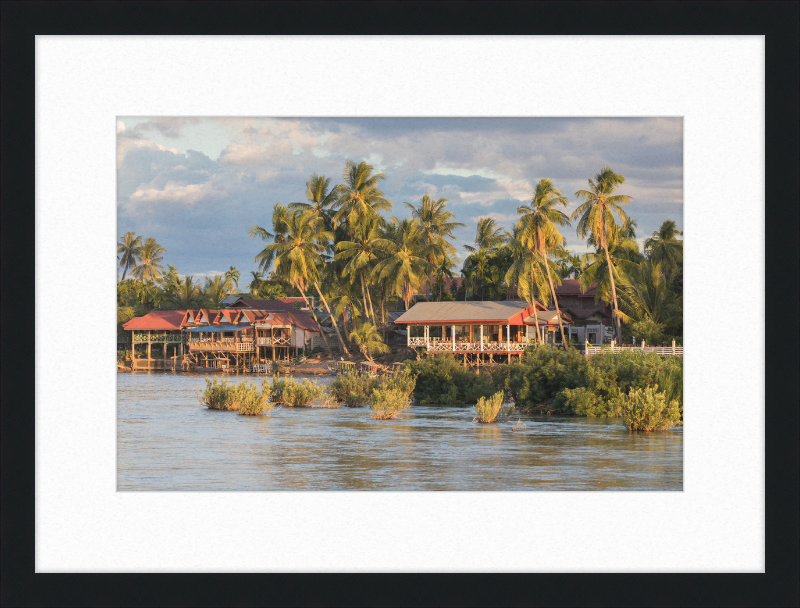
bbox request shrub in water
[233,381,274,416]
[473,391,513,423]
[404,355,495,405]
[620,385,681,431]
[271,377,325,407]
[331,373,373,406]
[370,388,412,420]
[196,377,232,410]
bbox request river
[117,373,683,490]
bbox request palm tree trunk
[313,280,349,356]
[365,283,378,327]
[298,286,333,356]
[603,245,623,344]
[543,247,569,351]
[121,263,128,281]
[380,294,387,343]
[530,267,543,345]
[359,275,371,324]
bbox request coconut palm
[349,322,390,362]
[463,217,508,253]
[202,274,231,308]
[505,233,550,344]
[117,232,142,281]
[334,214,385,326]
[333,160,393,231]
[259,210,349,356]
[248,271,264,296]
[131,237,166,283]
[172,275,201,308]
[224,266,241,295]
[373,219,434,309]
[517,178,572,349]
[249,202,292,274]
[615,259,682,343]
[406,193,464,287]
[288,173,338,230]
[644,219,683,279]
[329,288,363,341]
[572,167,633,343]
[580,237,643,307]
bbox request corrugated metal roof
[523,311,571,325]
[394,301,531,323]
[186,325,252,332]
[123,310,185,330]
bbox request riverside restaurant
[393,300,571,368]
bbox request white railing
[585,343,683,357]
[256,337,272,346]
[236,343,253,352]
[273,337,291,346]
[409,337,427,346]
[426,341,528,352]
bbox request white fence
[584,340,682,357]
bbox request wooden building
[393,300,571,368]
[122,310,187,370]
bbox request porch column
[442,325,445,345]
[480,325,484,351]
[147,330,151,360]
[452,326,456,350]
[507,324,510,349]
[406,326,410,347]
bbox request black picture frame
[2,2,797,606]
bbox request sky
[117,117,683,280]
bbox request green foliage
[499,346,587,408]
[196,378,274,415]
[349,322,390,361]
[331,369,417,407]
[551,387,614,417]
[268,376,325,407]
[620,385,682,431]
[472,391,513,423]
[403,354,496,405]
[370,388,412,419]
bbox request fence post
[585,340,589,357]
[672,339,676,356]
[642,339,645,350]
[611,339,615,353]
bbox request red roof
[123,310,185,331]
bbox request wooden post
[480,325,484,351]
[642,339,646,349]
[585,339,589,357]
[147,330,151,360]
[672,339,676,356]
[406,326,410,347]
[452,325,456,351]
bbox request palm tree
[225,266,241,295]
[334,214,385,326]
[248,271,264,296]
[572,167,633,343]
[329,288,363,342]
[288,174,338,229]
[117,232,142,281]
[373,219,434,309]
[259,210,349,356]
[249,202,292,274]
[131,237,166,283]
[644,219,683,279]
[505,233,550,344]
[202,274,231,308]
[517,178,572,349]
[580,237,642,312]
[464,217,508,253]
[333,160,393,231]
[406,193,464,288]
[172,276,201,308]
[349,322,390,362]
[615,259,682,343]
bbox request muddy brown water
[117,373,683,490]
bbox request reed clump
[370,388,412,420]
[620,385,682,431]
[473,391,514,423]
[331,370,418,408]
[268,375,325,407]
[196,378,274,415]
[511,418,526,432]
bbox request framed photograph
[3,1,797,606]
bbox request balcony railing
[426,341,528,352]
[133,334,185,343]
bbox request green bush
[268,376,324,407]
[370,388,412,420]
[331,373,373,406]
[472,391,513,423]
[404,355,495,405]
[551,387,617,417]
[620,385,681,431]
[196,378,274,415]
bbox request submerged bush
[620,385,681,431]
[331,370,418,407]
[196,378,273,415]
[268,376,325,407]
[370,388,412,420]
[473,391,513,423]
